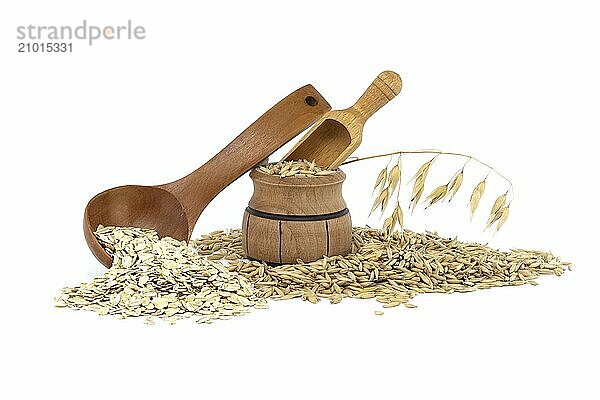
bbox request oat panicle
[347,150,513,234]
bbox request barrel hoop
[245,207,349,222]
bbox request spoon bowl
[84,185,189,267]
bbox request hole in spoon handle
[305,96,318,106]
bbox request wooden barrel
[242,169,352,264]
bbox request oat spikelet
[410,180,425,212]
[446,170,464,202]
[392,201,404,231]
[490,194,506,216]
[408,158,434,212]
[408,159,433,184]
[409,180,425,212]
[372,166,388,195]
[369,188,389,216]
[485,212,503,230]
[381,188,391,212]
[469,179,486,220]
[496,206,510,231]
[486,193,507,227]
[424,185,448,208]
[387,162,401,197]
[382,215,395,235]
[485,210,503,230]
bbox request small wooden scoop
[84,85,331,267]
[283,71,402,169]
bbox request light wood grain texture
[248,170,347,215]
[243,168,352,264]
[245,214,282,263]
[84,85,331,267]
[283,71,402,169]
[280,220,328,264]
[326,214,353,256]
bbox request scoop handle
[161,85,331,231]
[349,71,402,123]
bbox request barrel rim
[250,168,346,187]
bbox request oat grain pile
[193,228,570,307]
[56,225,569,324]
[257,159,335,177]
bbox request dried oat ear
[409,157,435,213]
[347,150,513,233]
[469,179,487,221]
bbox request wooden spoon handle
[161,85,331,231]
[349,71,402,123]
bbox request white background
[1,1,598,398]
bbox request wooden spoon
[283,71,402,169]
[84,85,331,267]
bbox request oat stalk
[343,150,512,194]
[345,150,513,235]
